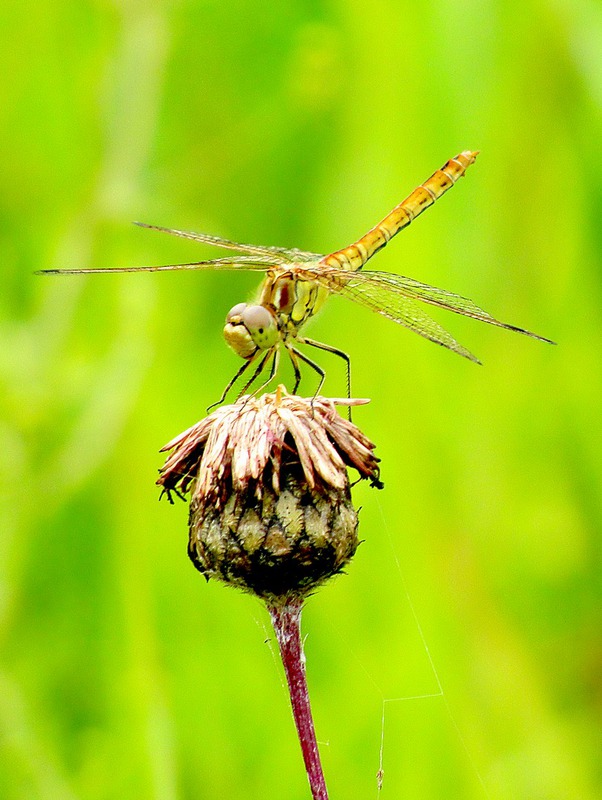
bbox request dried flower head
[158,388,381,601]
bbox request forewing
[135,222,322,263]
[36,256,284,276]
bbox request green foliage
[1,1,601,798]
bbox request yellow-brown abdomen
[321,150,478,272]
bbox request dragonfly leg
[207,355,257,412]
[299,337,352,401]
[298,337,353,420]
[287,347,303,394]
[241,348,280,401]
[288,345,326,397]
[237,349,273,398]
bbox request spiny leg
[237,349,272,398]
[242,347,280,399]
[287,346,303,394]
[287,345,326,397]
[208,355,258,412]
[299,336,352,402]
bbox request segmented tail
[321,150,479,272]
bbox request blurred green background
[1,0,601,798]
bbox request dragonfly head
[224,303,279,359]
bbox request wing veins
[36,256,284,276]
[317,274,480,362]
[134,222,321,263]
[305,266,553,344]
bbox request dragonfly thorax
[224,302,280,359]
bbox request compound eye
[226,302,248,323]
[241,305,279,349]
[242,305,273,332]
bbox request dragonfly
[39,150,553,404]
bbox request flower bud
[158,389,381,601]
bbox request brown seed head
[158,388,381,601]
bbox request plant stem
[268,599,329,800]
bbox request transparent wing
[343,270,554,342]
[294,264,553,361]
[334,274,481,363]
[134,222,322,263]
[36,255,294,276]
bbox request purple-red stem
[268,599,329,800]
